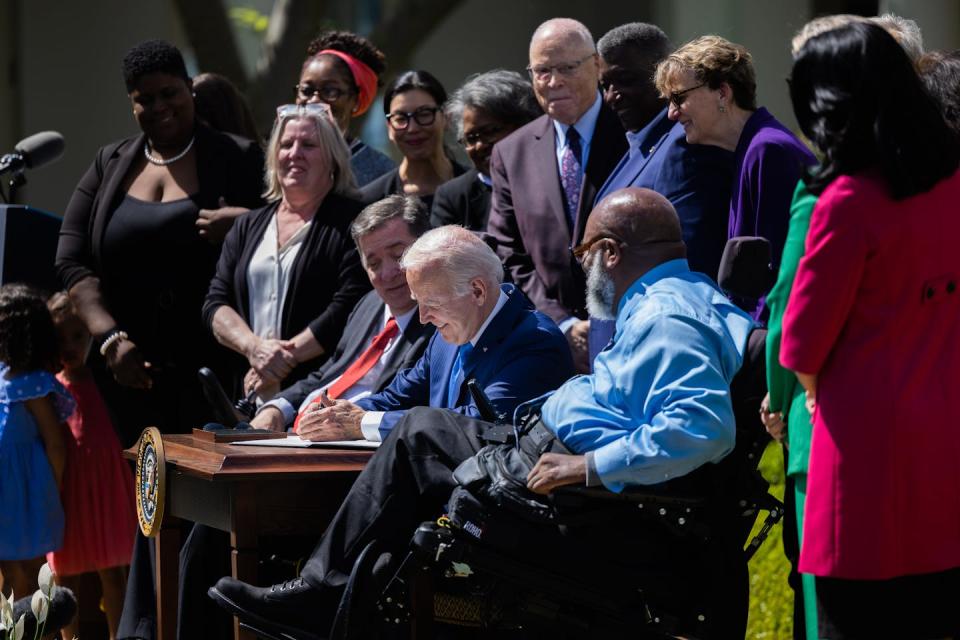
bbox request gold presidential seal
[135,427,166,536]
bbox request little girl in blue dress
[0,284,75,598]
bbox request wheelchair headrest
[718,236,776,300]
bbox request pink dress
[781,170,960,579]
[47,372,137,576]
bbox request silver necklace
[143,136,195,166]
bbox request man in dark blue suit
[597,22,734,277]
[209,227,574,638]
[589,23,734,359]
[294,225,573,442]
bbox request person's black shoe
[208,576,338,640]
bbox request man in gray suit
[249,194,435,432]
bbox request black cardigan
[202,193,372,387]
[55,122,265,291]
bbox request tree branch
[367,0,466,74]
[171,0,248,89]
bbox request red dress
[781,169,960,579]
[47,372,137,576]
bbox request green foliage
[230,7,269,34]
[747,442,794,639]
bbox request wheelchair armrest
[552,483,707,508]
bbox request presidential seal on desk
[135,426,166,537]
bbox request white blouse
[246,214,312,340]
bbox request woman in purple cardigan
[654,36,815,318]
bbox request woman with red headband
[296,31,396,186]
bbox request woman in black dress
[55,40,264,447]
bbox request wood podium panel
[126,434,373,640]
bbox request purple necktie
[560,126,583,229]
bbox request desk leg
[231,487,258,640]
[155,517,181,640]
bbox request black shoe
[208,576,337,640]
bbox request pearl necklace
[143,136,195,166]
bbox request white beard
[585,254,616,321]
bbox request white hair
[530,18,595,54]
[400,225,503,295]
[871,13,924,61]
[791,14,864,58]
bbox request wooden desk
[126,435,373,640]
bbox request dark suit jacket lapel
[460,286,524,380]
[573,104,627,241]
[373,313,430,390]
[620,111,675,189]
[531,118,571,245]
[324,295,385,384]
[90,133,144,262]
[467,178,492,230]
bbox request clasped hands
[245,337,297,393]
[297,391,365,441]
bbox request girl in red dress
[46,292,137,640]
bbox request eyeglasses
[527,54,595,83]
[295,83,354,104]
[668,82,706,108]
[386,106,440,131]
[572,234,625,264]
[458,124,506,148]
[572,235,681,264]
[276,103,334,123]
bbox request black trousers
[299,408,746,639]
[117,525,234,640]
[300,407,491,588]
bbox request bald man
[487,18,627,373]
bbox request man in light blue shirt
[527,187,755,494]
[209,188,754,639]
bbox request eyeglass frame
[668,82,707,108]
[526,53,596,83]
[294,83,355,104]
[457,123,506,148]
[276,102,335,124]
[385,106,441,131]
[572,234,626,264]
[572,234,683,265]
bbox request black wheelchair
[245,237,783,640]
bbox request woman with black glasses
[295,30,396,187]
[653,36,815,319]
[360,70,467,209]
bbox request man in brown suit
[487,18,626,372]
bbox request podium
[0,205,61,290]
[126,434,373,640]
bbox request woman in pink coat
[782,22,960,639]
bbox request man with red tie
[248,194,436,432]
[294,224,574,443]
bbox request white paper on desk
[231,435,380,449]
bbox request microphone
[0,131,65,176]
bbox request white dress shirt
[246,215,311,339]
[261,305,416,427]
